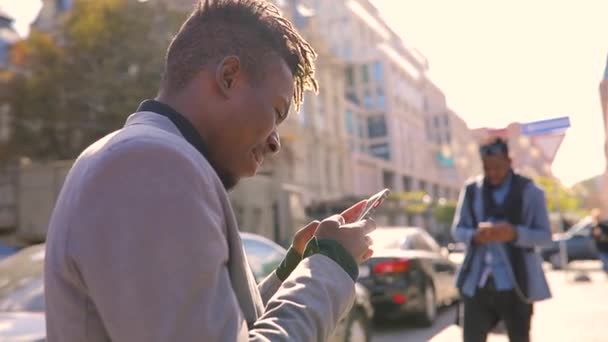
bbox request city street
[373,261,607,342]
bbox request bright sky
[2,0,606,186]
[0,0,41,36]
[372,0,607,186]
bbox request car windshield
[566,217,593,238]
[0,245,45,313]
[241,236,286,282]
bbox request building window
[358,115,366,138]
[346,91,359,104]
[372,61,384,82]
[345,66,355,87]
[376,87,386,109]
[434,116,440,128]
[361,64,369,83]
[382,171,395,189]
[315,94,324,130]
[367,115,387,138]
[443,114,450,126]
[364,91,373,108]
[403,176,412,192]
[432,184,439,200]
[370,143,390,160]
[445,132,451,144]
[58,0,74,11]
[345,110,355,134]
[418,180,427,192]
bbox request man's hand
[474,222,517,244]
[492,222,517,242]
[314,214,376,264]
[473,226,494,244]
[292,200,367,255]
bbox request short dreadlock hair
[162,0,318,110]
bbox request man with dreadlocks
[44,1,376,341]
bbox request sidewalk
[430,262,607,342]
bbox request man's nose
[266,131,280,155]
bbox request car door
[411,232,448,302]
[568,225,598,260]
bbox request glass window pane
[345,110,355,134]
[368,115,387,138]
[345,66,355,87]
[361,64,369,83]
[372,61,384,82]
[370,143,390,160]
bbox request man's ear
[215,55,241,97]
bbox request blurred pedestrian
[44,1,375,341]
[452,137,552,342]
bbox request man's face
[207,57,294,190]
[482,153,511,186]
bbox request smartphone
[357,188,391,221]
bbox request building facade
[599,54,608,218]
[291,0,479,231]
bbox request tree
[535,176,584,215]
[0,0,183,163]
[433,201,457,226]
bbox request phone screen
[357,189,390,221]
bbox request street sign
[521,116,570,136]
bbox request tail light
[392,294,407,304]
[372,259,410,274]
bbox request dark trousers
[463,279,533,342]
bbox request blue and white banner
[521,117,570,136]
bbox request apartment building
[599,54,608,218]
[293,0,479,230]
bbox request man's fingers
[319,215,344,229]
[341,200,367,223]
[361,248,374,262]
[302,220,320,233]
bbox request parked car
[357,227,459,326]
[241,232,373,342]
[0,235,373,342]
[0,243,46,341]
[541,216,599,269]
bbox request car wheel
[549,253,565,270]
[344,308,370,342]
[419,284,437,326]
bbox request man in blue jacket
[452,137,552,342]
